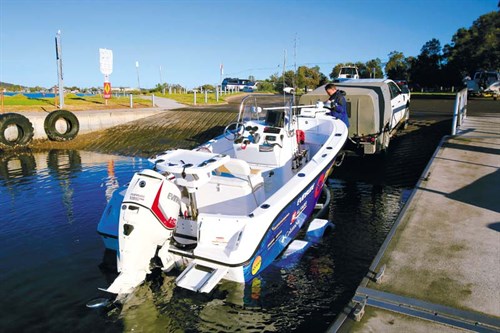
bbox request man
[324,83,349,128]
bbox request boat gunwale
[187,116,348,268]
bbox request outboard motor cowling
[106,169,181,294]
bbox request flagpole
[219,62,224,85]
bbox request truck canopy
[298,79,392,138]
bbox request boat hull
[241,161,334,281]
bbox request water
[0,150,411,332]
[3,92,93,98]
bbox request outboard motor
[106,169,181,294]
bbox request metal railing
[451,88,468,135]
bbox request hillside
[0,81,27,90]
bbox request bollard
[152,94,155,107]
[216,87,219,102]
[204,91,208,104]
[129,94,133,108]
[451,88,467,135]
[194,91,197,106]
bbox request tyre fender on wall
[0,113,35,147]
[44,110,80,141]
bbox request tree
[354,62,369,78]
[365,58,384,78]
[274,70,295,92]
[201,84,215,91]
[385,51,409,80]
[29,86,45,92]
[421,38,442,58]
[443,11,499,79]
[409,39,443,88]
[156,83,167,93]
[296,65,325,90]
[257,80,275,92]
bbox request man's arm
[327,97,346,118]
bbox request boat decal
[167,192,181,205]
[212,236,228,246]
[151,183,177,229]
[267,230,282,249]
[314,173,326,198]
[251,255,262,275]
[242,164,334,281]
[271,213,290,231]
[183,162,335,271]
[297,183,315,206]
[129,193,145,202]
[295,202,307,223]
[285,220,299,239]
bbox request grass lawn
[0,93,153,112]
[155,91,243,105]
[0,91,246,112]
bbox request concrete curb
[16,108,166,140]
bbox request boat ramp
[329,106,500,332]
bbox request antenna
[293,33,297,90]
[283,49,287,101]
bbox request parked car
[221,78,255,91]
[242,82,258,92]
[465,71,500,98]
[394,79,408,88]
[299,79,410,155]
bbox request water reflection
[0,149,145,333]
[103,160,120,201]
[0,151,37,183]
[0,149,410,332]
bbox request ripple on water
[0,149,411,332]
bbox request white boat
[97,95,348,296]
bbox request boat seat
[216,159,263,189]
[196,159,265,214]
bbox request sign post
[55,30,64,108]
[135,61,141,92]
[1,88,5,113]
[99,48,113,105]
[103,82,112,99]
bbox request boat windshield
[238,95,295,131]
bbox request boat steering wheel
[223,121,246,141]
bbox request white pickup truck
[299,79,410,155]
[337,66,360,79]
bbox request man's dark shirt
[327,90,349,128]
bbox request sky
[0,0,498,89]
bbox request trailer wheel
[0,113,34,146]
[44,110,80,141]
[380,132,390,155]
